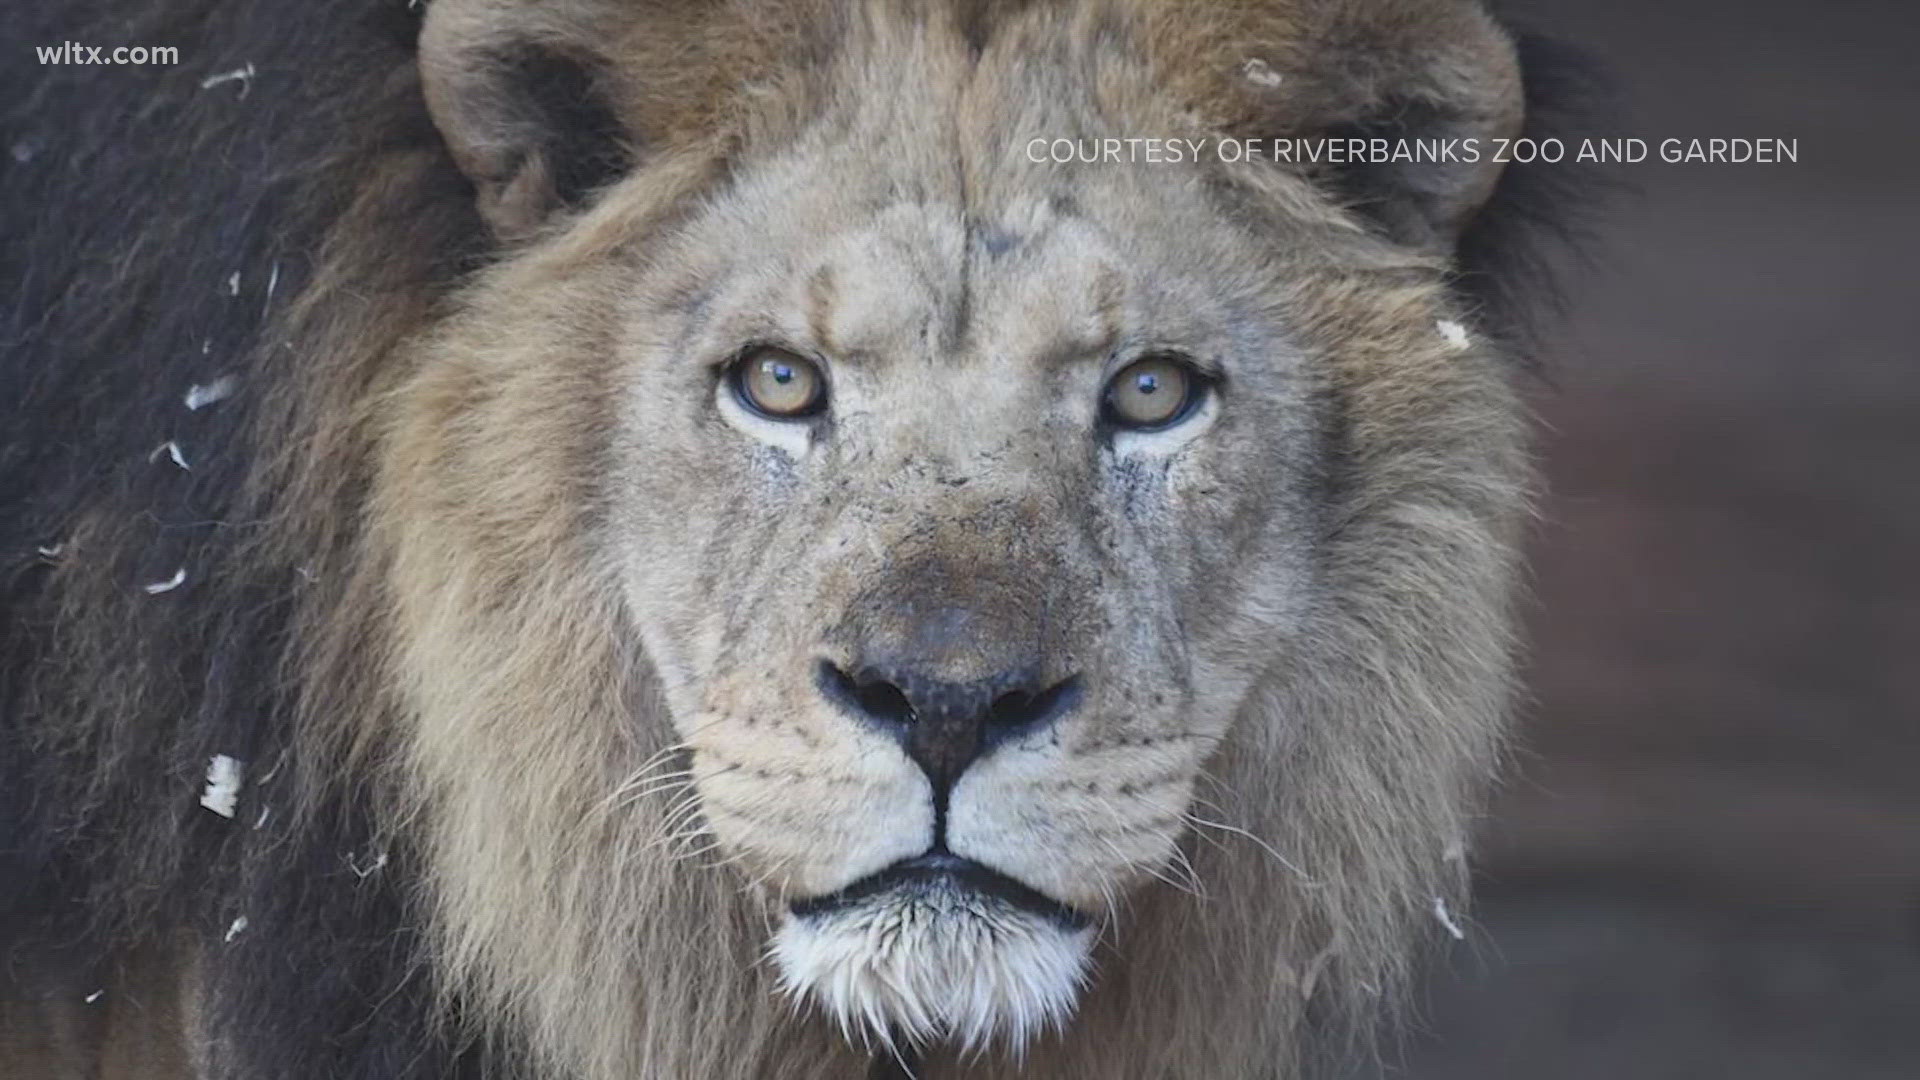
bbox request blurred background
[1374,1,1920,1076]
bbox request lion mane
[2,1,1590,1076]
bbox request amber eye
[730,346,827,419]
[1103,355,1201,430]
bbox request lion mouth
[790,852,1091,930]
[774,852,1097,1050]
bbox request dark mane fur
[1454,26,1617,358]
[1,1,1588,1074]
[3,0,487,1073]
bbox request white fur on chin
[773,887,1095,1055]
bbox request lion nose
[817,660,1082,798]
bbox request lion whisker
[602,769,697,807]
[1087,801,1208,903]
[1160,838,1207,900]
[670,840,734,866]
[658,789,713,830]
[1181,812,1315,885]
[1123,845,1200,900]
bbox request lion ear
[418,0,636,242]
[1227,1,1526,252]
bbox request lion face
[394,0,1533,1072]
[598,81,1329,1047]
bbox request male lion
[1,0,1576,1076]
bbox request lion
[0,0,1576,1076]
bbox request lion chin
[772,855,1097,1054]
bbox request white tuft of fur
[199,62,256,96]
[199,753,244,817]
[183,375,237,411]
[150,439,192,470]
[773,888,1094,1056]
[1241,57,1284,88]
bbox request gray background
[1380,1,1920,1076]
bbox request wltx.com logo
[36,42,181,65]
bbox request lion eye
[1103,355,1200,430]
[731,347,827,419]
